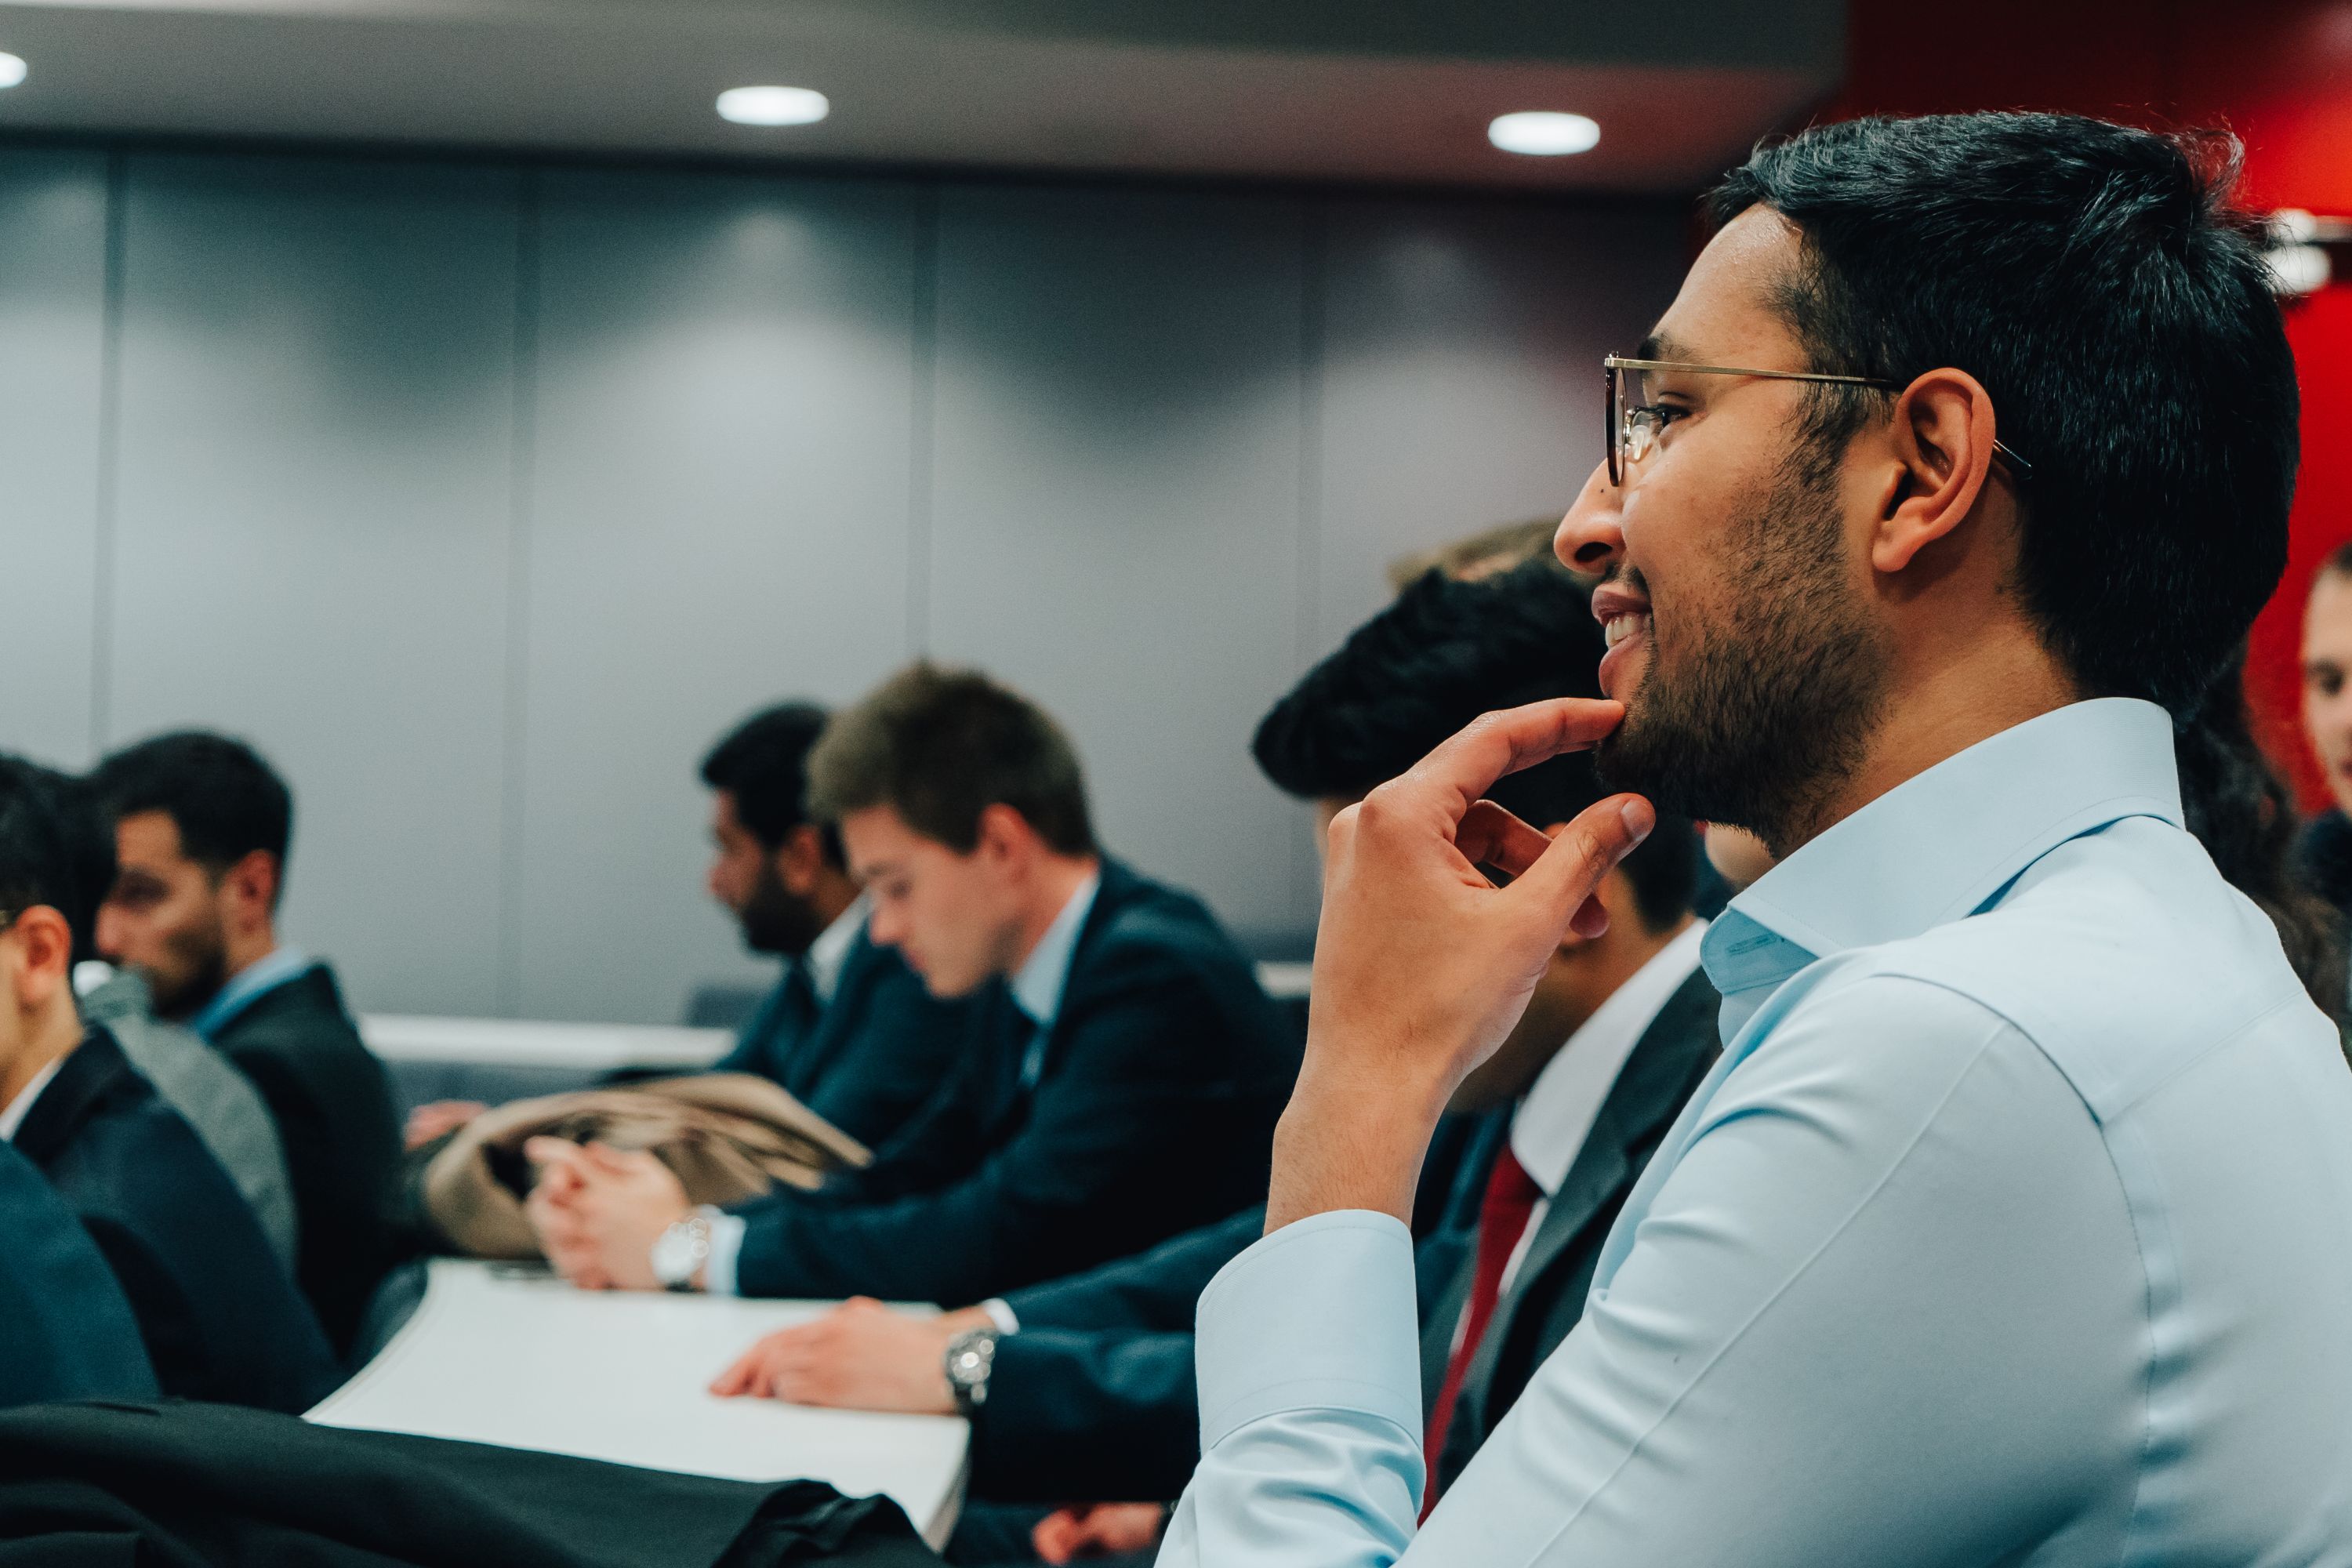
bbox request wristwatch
[943,1327,1000,1415]
[651,1206,720,1292]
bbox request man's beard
[736,859,825,957]
[145,923,229,1021]
[1595,445,1888,858]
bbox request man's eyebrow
[1636,330,1689,361]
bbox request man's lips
[1590,581,1649,625]
[1591,582,1652,699]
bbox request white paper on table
[309,1259,969,1549]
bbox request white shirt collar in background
[0,1055,65,1142]
[1011,869,1102,1032]
[805,891,870,1008]
[1510,918,1709,1197]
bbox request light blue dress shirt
[1009,869,1101,1091]
[1161,698,2352,1566]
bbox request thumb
[1514,793,1653,928]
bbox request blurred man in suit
[0,757,339,1412]
[24,761,299,1272]
[696,701,978,1135]
[0,1138,158,1410]
[405,702,977,1153]
[91,731,399,1358]
[2301,545,2352,931]
[711,564,1716,1567]
[527,662,1300,1305]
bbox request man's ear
[1554,861,1636,958]
[222,849,281,927]
[1871,368,2002,577]
[973,803,1033,867]
[6,906,74,1008]
[773,823,829,896]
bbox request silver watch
[943,1327,1000,1414]
[651,1205,719,1292]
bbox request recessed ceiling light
[0,53,27,90]
[1488,111,1599,157]
[716,85,829,127]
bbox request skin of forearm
[1264,1055,1454,1233]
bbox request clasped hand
[1269,697,1652,1231]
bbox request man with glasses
[1159,113,2352,1564]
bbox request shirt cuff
[1195,1210,1421,1450]
[978,1297,1021,1334]
[702,1211,748,1297]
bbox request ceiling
[0,0,1846,191]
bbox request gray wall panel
[0,151,110,769]
[105,155,519,1015]
[927,187,1314,935]
[1314,201,1686,653]
[517,171,924,1022]
[0,135,1684,1018]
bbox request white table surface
[309,1260,969,1548]
[358,1014,734,1072]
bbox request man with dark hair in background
[694,702,981,1138]
[406,702,978,1154]
[704,562,1719,1568]
[527,662,1299,1308]
[0,755,338,1412]
[90,731,398,1359]
[1163,113,2352,1563]
[19,761,298,1270]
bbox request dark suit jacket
[1421,965,1722,1493]
[730,860,1301,1304]
[13,1027,341,1413]
[712,928,982,1152]
[0,1138,156,1408]
[967,1116,1502,1504]
[0,1399,938,1567]
[211,962,402,1358]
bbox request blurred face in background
[2303,568,2352,819]
[96,811,234,1019]
[843,803,1029,998]
[706,789,826,956]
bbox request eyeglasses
[1604,354,2034,488]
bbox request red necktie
[1423,1146,1543,1514]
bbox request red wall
[1821,0,2352,803]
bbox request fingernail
[1620,801,1653,843]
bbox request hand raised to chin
[1270,697,1653,1232]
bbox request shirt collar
[1512,918,1709,1196]
[804,892,869,1008]
[0,1055,64,1143]
[190,946,318,1041]
[1701,697,2183,1043]
[1010,869,1102,1032]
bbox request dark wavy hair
[2176,651,2347,1020]
[1709,114,2296,717]
[1254,558,1697,933]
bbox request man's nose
[1555,460,1624,574]
[94,903,125,961]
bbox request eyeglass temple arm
[1606,358,2033,475]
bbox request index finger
[1395,699,1625,826]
